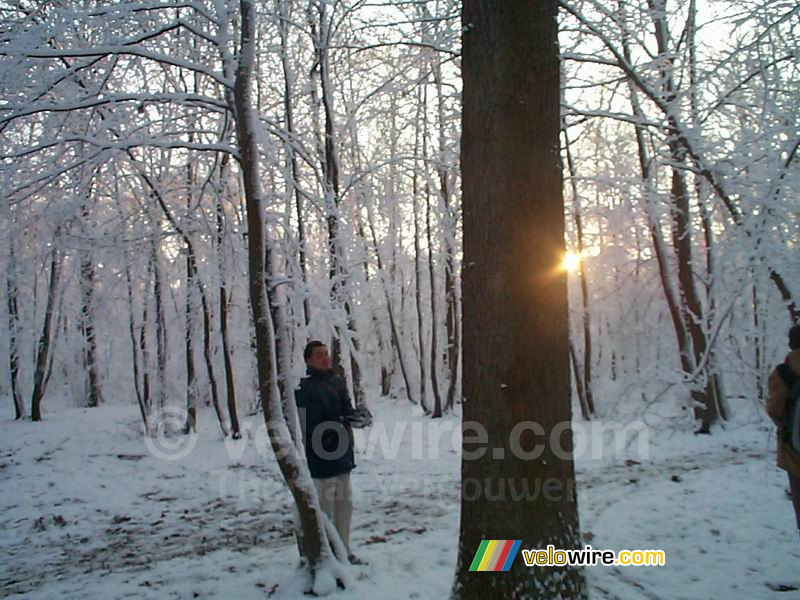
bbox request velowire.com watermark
[143,407,649,465]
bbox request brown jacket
[766,349,800,475]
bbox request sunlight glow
[561,251,582,273]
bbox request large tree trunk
[454,2,587,598]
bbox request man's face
[307,345,332,371]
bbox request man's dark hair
[304,340,326,362]
[790,325,800,350]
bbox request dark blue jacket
[295,367,356,479]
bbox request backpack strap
[776,363,799,390]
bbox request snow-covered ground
[1,399,798,599]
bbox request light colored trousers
[790,473,800,533]
[314,472,352,553]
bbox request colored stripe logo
[469,540,522,571]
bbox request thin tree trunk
[127,160,230,436]
[311,1,363,407]
[649,0,717,431]
[688,0,726,422]
[6,224,24,419]
[217,162,241,439]
[125,262,150,434]
[383,92,401,398]
[412,88,428,412]
[427,191,444,417]
[152,226,167,409]
[31,246,61,422]
[355,206,388,404]
[234,0,336,585]
[365,197,416,405]
[421,0,448,416]
[753,283,764,399]
[434,61,460,414]
[570,341,591,419]
[622,2,706,429]
[79,201,102,408]
[183,181,198,434]
[343,78,380,410]
[563,125,595,417]
[279,0,311,327]
[423,84,444,418]
[197,269,229,438]
[140,262,151,411]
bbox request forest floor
[1,399,798,599]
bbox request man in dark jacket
[295,340,361,562]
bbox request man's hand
[344,407,373,428]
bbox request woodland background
[1,1,798,432]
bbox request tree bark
[197,266,229,438]
[412,87,428,412]
[454,2,587,597]
[183,167,198,434]
[5,220,24,419]
[217,159,241,439]
[31,245,62,422]
[235,0,336,586]
[424,85,444,418]
[152,224,167,410]
[79,200,103,408]
[140,262,151,411]
[434,61,461,414]
[125,262,150,434]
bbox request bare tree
[5,206,24,419]
[234,0,345,589]
[31,240,62,422]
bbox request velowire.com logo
[469,540,522,572]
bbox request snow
[1,399,798,599]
